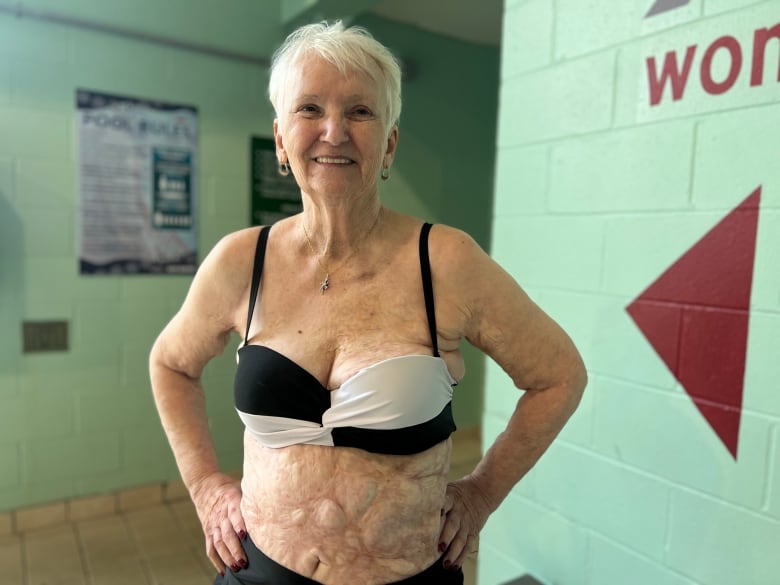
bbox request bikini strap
[244,225,271,346]
[419,222,440,357]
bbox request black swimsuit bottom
[213,534,464,585]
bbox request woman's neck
[299,198,383,261]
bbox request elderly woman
[149,20,586,585]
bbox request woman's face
[274,55,397,200]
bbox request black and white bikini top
[233,222,459,456]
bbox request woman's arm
[433,226,588,569]
[149,229,256,575]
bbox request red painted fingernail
[439,542,447,553]
[443,559,451,569]
[239,529,247,540]
[220,571,225,578]
[239,558,248,569]
[231,563,240,572]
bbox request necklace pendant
[320,275,330,294]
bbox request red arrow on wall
[626,187,761,459]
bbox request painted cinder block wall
[0,0,285,511]
[0,2,496,511]
[480,1,780,585]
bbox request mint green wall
[281,0,317,23]
[482,1,780,584]
[0,1,282,511]
[0,4,496,510]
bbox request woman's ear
[273,119,286,162]
[384,126,399,168]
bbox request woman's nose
[320,115,349,144]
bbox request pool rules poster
[77,89,198,275]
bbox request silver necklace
[301,210,381,294]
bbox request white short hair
[268,20,402,133]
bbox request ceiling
[370,0,504,47]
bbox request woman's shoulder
[193,226,265,289]
[209,225,268,264]
[422,222,486,268]
[379,213,486,276]
[425,222,478,244]
[212,225,265,253]
[386,212,480,249]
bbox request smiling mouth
[314,156,354,164]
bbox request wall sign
[77,89,198,274]
[250,136,301,226]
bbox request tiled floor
[0,429,481,585]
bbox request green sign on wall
[250,136,302,226]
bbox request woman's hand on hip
[438,476,492,571]
[191,472,248,576]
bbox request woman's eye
[352,107,373,117]
[297,104,320,114]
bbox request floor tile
[89,557,151,585]
[168,499,205,547]
[146,550,214,585]
[77,515,139,570]
[15,501,66,532]
[125,506,193,559]
[68,493,117,522]
[119,485,163,512]
[0,512,12,537]
[0,536,23,585]
[163,480,189,502]
[24,525,86,584]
